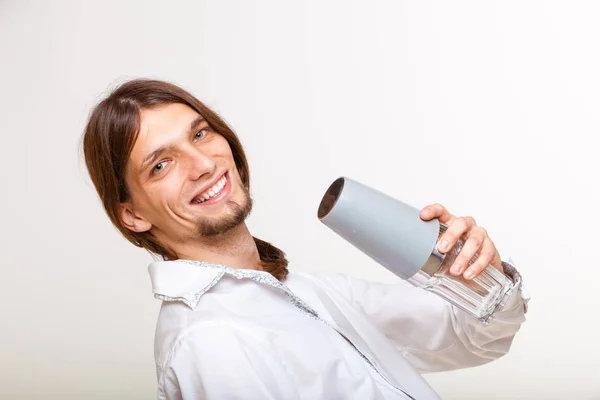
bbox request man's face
[121,103,252,247]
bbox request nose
[183,146,216,181]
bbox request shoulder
[154,300,287,374]
[154,301,192,373]
[154,300,218,375]
[287,268,353,288]
[287,268,410,298]
[157,320,295,399]
[285,268,424,320]
[166,320,265,363]
[285,268,357,299]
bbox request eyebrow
[139,116,206,173]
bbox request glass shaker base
[409,261,514,324]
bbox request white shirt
[149,259,528,400]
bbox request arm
[319,258,528,373]
[314,199,529,372]
[159,322,300,400]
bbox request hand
[419,203,503,280]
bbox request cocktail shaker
[317,177,514,324]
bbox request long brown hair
[82,79,289,281]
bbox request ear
[118,202,152,233]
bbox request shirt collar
[148,259,278,310]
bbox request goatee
[196,189,253,237]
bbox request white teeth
[194,174,228,204]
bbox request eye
[151,161,168,175]
[193,128,208,142]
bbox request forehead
[128,103,201,166]
[138,103,200,142]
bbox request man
[83,79,528,399]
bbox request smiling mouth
[191,173,228,204]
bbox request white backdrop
[1,1,599,399]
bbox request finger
[463,237,499,280]
[447,225,485,276]
[420,203,456,224]
[437,216,476,254]
[477,229,503,271]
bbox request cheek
[140,177,184,215]
[154,180,182,205]
[214,135,236,160]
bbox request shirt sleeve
[158,322,300,400]
[314,258,529,374]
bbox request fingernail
[439,240,448,252]
[464,269,475,280]
[450,263,461,274]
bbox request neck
[172,223,262,271]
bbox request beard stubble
[196,185,253,237]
